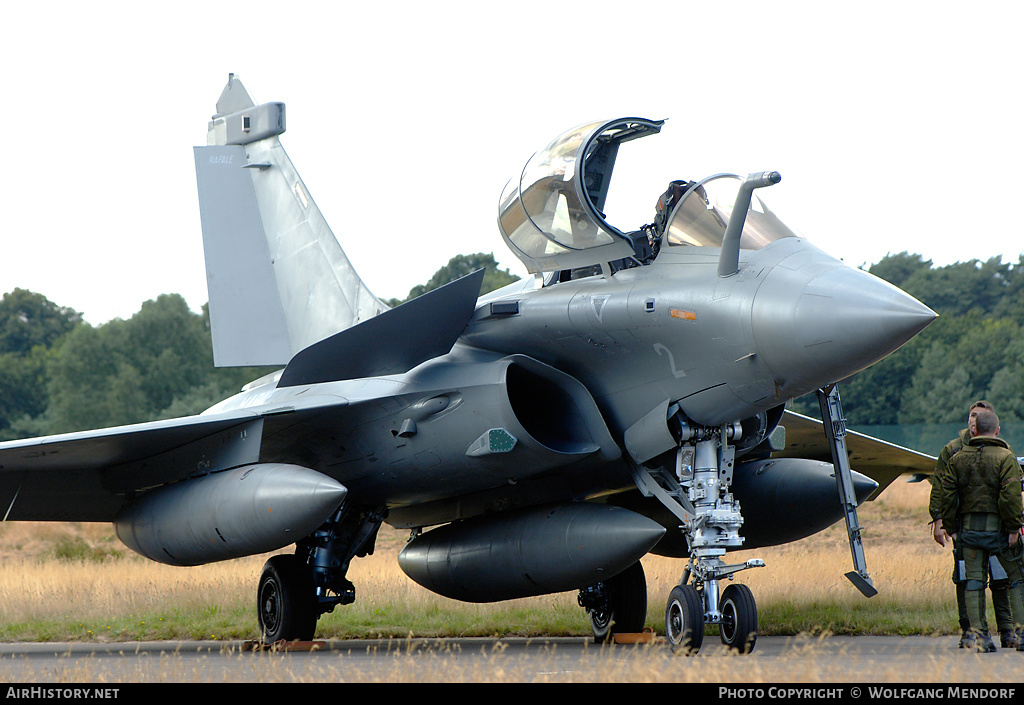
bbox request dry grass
[0,476,962,643]
[5,478,1016,683]
[5,637,1022,684]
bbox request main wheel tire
[665,584,704,654]
[257,554,317,643]
[719,583,757,653]
[590,561,648,643]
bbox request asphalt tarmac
[1,635,1023,684]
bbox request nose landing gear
[632,419,764,654]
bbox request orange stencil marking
[670,309,697,321]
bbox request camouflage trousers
[960,526,1024,635]
[953,535,1014,632]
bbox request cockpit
[659,175,799,250]
[497,117,800,282]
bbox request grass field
[0,477,968,643]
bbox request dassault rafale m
[0,75,937,654]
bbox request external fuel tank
[398,502,665,602]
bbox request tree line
[2,251,1021,441]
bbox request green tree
[0,349,50,431]
[0,290,82,435]
[984,336,1024,423]
[950,317,1021,394]
[388,253,520,306]
[835,340,928,425]
[122,294,211,413]
[0,288,81,354]
[867,252,933,290]
[899,349,975,424]
[900,257,1008,317]
[992,255,1024,325]
[45,323,122,433]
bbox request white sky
[2,1,1022,324]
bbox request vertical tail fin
[194,74,387,367]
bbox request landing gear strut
[256,502,385,642]
[632,416,764,654]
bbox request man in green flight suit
[929,401,1017,648]
[938,408,1024,652]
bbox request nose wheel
[719,583,757,653]
[665,584,704,653]
[665,580,758,654]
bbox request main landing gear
[258,554,317,643]
[631,417,764,654]
[256,503,385,643]
[579,560,649,642]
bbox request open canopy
[498,117,663,274]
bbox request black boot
[958,617,975,648]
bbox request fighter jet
[0,75,936,654]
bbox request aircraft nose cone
[752,260,935,395]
